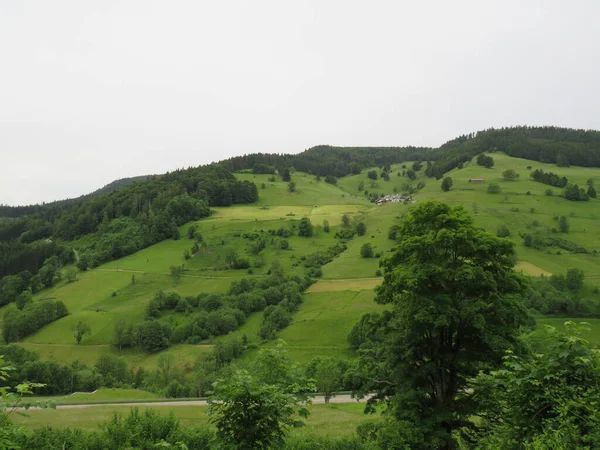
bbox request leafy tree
[544,188,553,196]
[356,222,367,236]
[208,346,315,449]
[225,249,239,269]
[169,265,183,281]
[324,174,337,185]
[113,319,131,351]
[297,218,314,237]
[565,268,584,291]
[360,243,374,258]
[476,154,495,168]
[287,181,296,193]
[73,321,91,344]
[307,357,342,404]
[412,161,423,172]
[65,267,77,283]
[356,201,528,448]
[406,169,416,180]
[367,170,378,180]
[279,167,291,182]
[441,177,453,192]
[322,219,330,233]
[564,183,589,201]
[487,182,501,194]
[469,322,600,448]
[588,184,597,198]
[559,215,569,233]
[502,169,519,181]
[341,214,351,228]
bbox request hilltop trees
[356,201,528,448]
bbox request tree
[477,154,495,168]
[113,319,131,351]
[341,214,351,228]
[73,321,91,344]
[309,357,342,404]
[324,174,337,185]
[406,169,416,180]
[279,167,291,182]
[469,322,600,448]
[297,217,314,237]
[360,243,374,258]
[356,222,367,236]
[565,268,584,291]
[487,182,501,194]
[588,184,597,199]
[412,161,423,172]
[441,177,453,192]
[225,249,239,269]
[208,346,315,449]
[559,215,569,233]
[322,219,330,233]
[356,201,528,448]
[367,170,378,180]
[65,267,77,283]
[169,265,183,281]
[287,181,296,193]
[502,169,519,181]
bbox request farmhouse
[376,194,410,205]
[469,178,485,183]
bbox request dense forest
[0,165,258,310]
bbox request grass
[535,318,600,346]
[13,402,379,438]
[307,278,382,293]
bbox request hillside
[3,154,598,374]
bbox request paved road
[51,394,367,410]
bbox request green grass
[536,318,600,346]
[13,402,378,438]
[277,290,386,363]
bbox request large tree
[357,201,529,449]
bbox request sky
[1,0,600,205]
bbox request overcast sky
[1,1,599,205]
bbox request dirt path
[49,394,367,410]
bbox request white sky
[1,0,599,205]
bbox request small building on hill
[469,178,485,183]
[376,194,410,205]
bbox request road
[49,394,367,410]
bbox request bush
[496,225,511,237]
[356,222,367,236]
[360,243,374,258]
[487,182,501,194]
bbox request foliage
[477,154,495,168]
[355,201,529,449]
[73,320,91,344]
[360,243,374,258]
[297,218,314,237]
[356,222,367,236]
[487,182,501,194]
[502,169,519,180]
[564,183,589,201]
[468,322,600,449]
[559,215,569,233]
[2,300,68,343]
[288,181,297,193]
[441,177,452,192]
[306,357,344,404]
[208,346,315,449]
[496,225,511,238]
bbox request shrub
[496,225,511,237]
[487,183,501,194]
[360,243,374,258]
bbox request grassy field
[13,402,379,438]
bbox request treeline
[221,145,438,178]
[429,126,600,178]
[2,299,68,343]
[530,169,568,187]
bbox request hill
[1,126,600,406]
